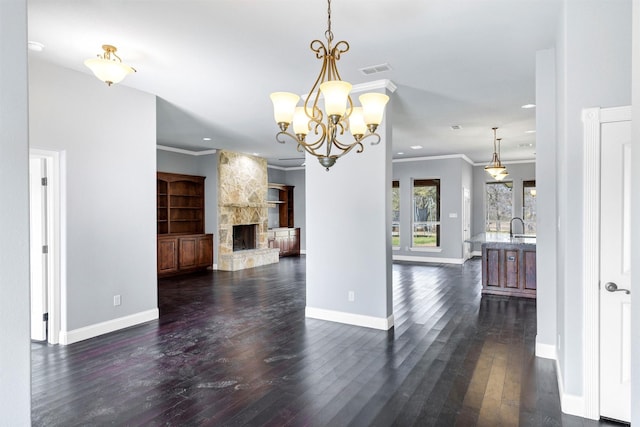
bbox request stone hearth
[217,150,279,271]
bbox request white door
[29,157,48,341]
[599,119,631,422]
[462,187,471,260]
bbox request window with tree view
[413,179,440,247]
[486,181,513,233]
[523,180,537,235]
[392,181,400,247]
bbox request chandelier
[484,127,508,180]
[269,0,389,171]
[84,44,136,86]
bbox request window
[523,180,537,234]
[392,181,400,247]
[412,179,440,247]
[486,181,513,233]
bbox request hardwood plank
[31,257,612,426]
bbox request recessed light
[524,130,536,134]
[252,152,259,156]
[519,143,535,148]
[521,104,536,109]
[28,41,44,52]
[397,152,404,155]
[410,145,423,150]
[202,137,211,141]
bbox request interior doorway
[29,149,61,344]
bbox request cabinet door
[196,234,213,267]
[504,250,519,289]
[178,237,197,268]
[158,237,178,274]
[289,229,300,255]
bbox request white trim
[472,159,536,167]
[156,145,217,156]
[29,148,62,345]
[305,306,394,330]
[393,153,474,165]
[267,164,305,171]
[393,255,465,265]
[300,249,307,255]
[351,79,398,94]
[535,338,557,360]
[582,107,602,420]
[471,250,482,257]
[59,308,159,345]
[408,246,442,253]
[580,105,631,421]
[556,358,587,417]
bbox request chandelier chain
[325,0,334,44]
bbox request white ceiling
[27,0,560,167]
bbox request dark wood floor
[32,257,617,426]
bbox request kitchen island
[467,233,536,298]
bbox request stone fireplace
[217,151,279,271]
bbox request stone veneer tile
[217,150,276,271]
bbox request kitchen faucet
[510,217,525,237]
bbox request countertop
[466,232,536,247]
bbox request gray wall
[392,157,469,261]
[156,149,219,265]
[535,48,558,354]
[0,0,31,422]
[555,0,631,396]
[29,59,158,332]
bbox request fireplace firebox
[233,224,257,251]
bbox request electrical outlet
[113,295,121,306]
[348,291,355,302]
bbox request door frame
[582,106,631,419]
[29,149,61,344]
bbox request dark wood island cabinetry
[481,238,536,298]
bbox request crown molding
[392,153,474,165]
[156,145,217,156]
[473,158,536,167]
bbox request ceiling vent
[359,63,392,76]
[450,125,462,130]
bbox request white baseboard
[555,357,588,418]
[535,338,557,360]
[300,249,307,255]
[305,306,394,330]
[392,254,465,265]
[60,308,159,345]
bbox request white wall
[555,0,631,401]
[29,59,158,339]
[0,0,31,423]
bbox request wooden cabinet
[481,243,536,298]
[268,183,294,228]
[157,172,212,277]
[267,228,300,257]
[157,172,205,235]
[157,234,213,277]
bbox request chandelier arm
[275,130,303,145]
[359,132,382,146]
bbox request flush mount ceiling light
[484,127,508,180]
[269,0,389,171]
[84,44,136,86]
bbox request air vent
[450,125,462,130]
[359,63,392,76]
